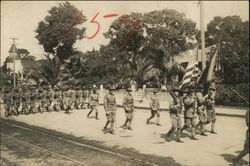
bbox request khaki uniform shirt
[104,93,116,112]
[150,94,160,111]
[122,94,134,111]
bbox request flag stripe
[179,62,199,89]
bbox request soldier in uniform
[37,87,44,113]
[75,86,82,110]
[3,88,12,117]
[63,86,73,114]
[46,85,54,112]
[87,87,99,119]
[166,86,183,143]
[181,88,198,140]
[195,89,208,136]
[103,86,117,134]
[120,88,134,130]
[30,86,39,113]
[12,87,20,116]
[53,86,61,111]
[205,90,217,134]
[147,89,161,126]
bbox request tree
[35,1,87,61]
[103,9,197,87]
[206,16,249,84]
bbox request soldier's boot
[190,127,199,140]
[147,113,155,124]
[211,121,217,134]
[127,120,133,130]
[87,110,93,118]
[196,121,202,130]
[104,120,110,130]
[110,121,115,134]
[176,129,184,143]
[200,124,207,136]
[95,112,99,120]
[181,125,188,133]
[156,116,161,126]
[121,119,129,129]
[166,128,174,142]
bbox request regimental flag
[179,61,199,90]
[197,45,220,95]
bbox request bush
[215,83,249,107]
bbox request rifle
[229,87,249,105]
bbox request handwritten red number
[118,19,141,51]
[85,13,100,39]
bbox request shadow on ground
[220,153,249,166]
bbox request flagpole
[200,0,206,71]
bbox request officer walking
[166,86,183,143]
[147,89,161,126]
[181,88,198,140]
[87,87,99,120]
[103,86,117,134]
[120,88,134,130]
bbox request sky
[1,1,249,65]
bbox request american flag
[179,62,200,90]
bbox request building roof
[9,44,18,53]
[173,45,217,64]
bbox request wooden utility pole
[10,37,18,88]
[200,1,206,71]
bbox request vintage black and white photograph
[0,1,249,166]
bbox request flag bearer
[147,89,161,126]
[87,87,99,119]
[166,86,183,143]
[103,86,117,134]
[120,88,134,130]
[181,88,198,140]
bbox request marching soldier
[195,89,208,136]
[147,89,161,126]
[53,86,61,111]
[181,88,198,140]
[30,86,39,113]
[103,86,117,134]
[3,88,12,117]
[12,87,20,116]
[87,87,100,120]
[63,86,73,114]
[205,90,217,134]
[166,86,183,143]
[120,88,134,130]
[46,85,54,112]
[75,86,82,110]
[21,87,29,114]
[38,87,45,113]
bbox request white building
[6,44,23,77]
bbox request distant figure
[141,84,146,102]
[87,87,99,120]
[146,89,161,126]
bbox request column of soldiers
[2,85,89,116]
[2,82,218,141]
[166,81,217,143]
